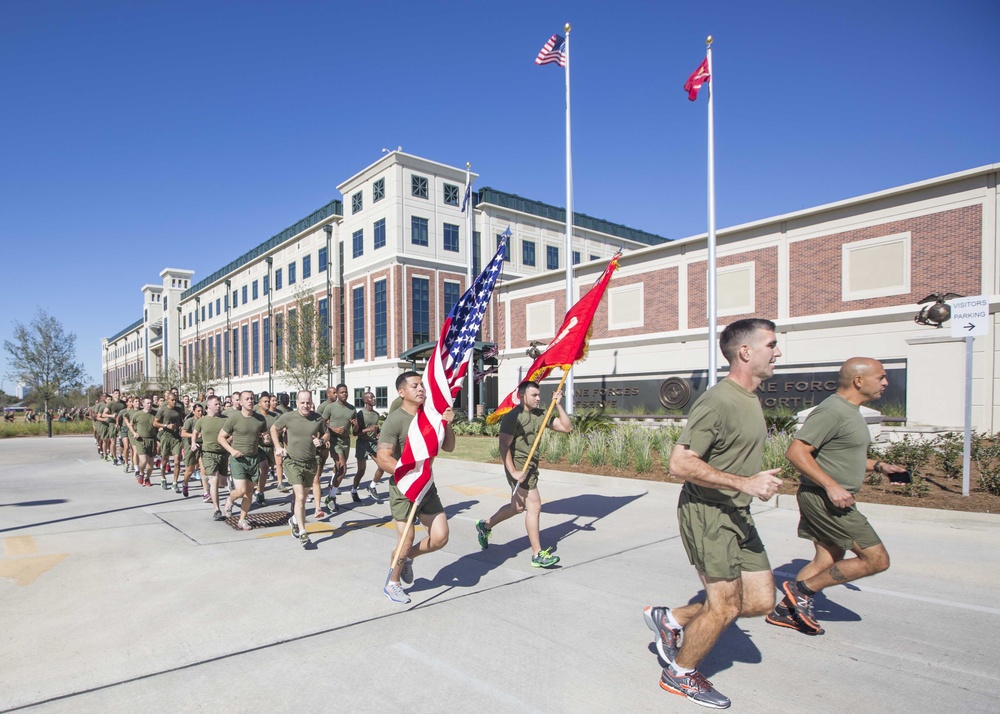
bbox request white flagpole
[706,36,718,387]
[564,22,575,414]
[465,162,475,415]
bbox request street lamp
[265,257,273,394]
[224,278,232,394]
[324,224,333,388]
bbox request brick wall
[688,247,779,327]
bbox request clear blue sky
[2,0,998,387]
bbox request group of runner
[91,318,902,709]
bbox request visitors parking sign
[949,295,989,338]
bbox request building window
[263,317,271,372]
[411,216,429,246]
[523,240,536,267]
[353,286,365,360]
[473,231,481,275]
[411,276,429,345]
[263,275,270,295]
[547,245,559,270]
[241,285,248,305]
[352,190,363,214]
[275,268,283,291]
[590,254,599,262]
[241,325,249,376]
[608,283,645,329]
[526,300,556,340]
[201,306,206,322]
[318,297,329,351]
[444,281,460,313]
[230,291,235,309]
[498,233,511,262]
[288,262,296,285]
[375,386,388,409]
[443,223,460,252]
[252,321,260,373]
[353,229,364,258]
[842,233,911,301]
[374,280,387,357]
[252,280,259,300]
[444,183,459,206]
[302,254,311,279]
[318,246,328,272]
[373,218,386,250]
[354,387,364,405]
[373,177,385,202]
[411,175,428,199]
[274,314,283,369]
[573,251,581,265]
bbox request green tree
[161,357,220,400]
[4,309,86,437]
[277,287,335,395]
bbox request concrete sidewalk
[1,436,998,712]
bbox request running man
[127,396,158,487]
[475,382,572,568]
[271,390,328,548]
[376,371,456,605]
[767,357,902,635]
[154,392,185,492]
[644,318,783,709]
[353,390,385,501]
[179,402,204,499]
[254,392,278,506]
[218,390,267,531]
[191,396,229,520]
[321,384,356,512]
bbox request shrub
[975,441,1000,496]
[874,435,935,476]
[764,408,798,433]
[634,438,653,473]
[488,443,501,460]
[585,432,608,467]
[573,410,613,435]
[541,431,565,462]
[933,432,964,479]
[900,474,930,498]
[762,429,798,482]
[607,428,632,469]
[564,432,587,465]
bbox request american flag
[461,176,472,213]
[535,34,566,67]
[393,229,510,503]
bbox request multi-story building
[101,151,664,408]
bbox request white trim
[842,232,911,301]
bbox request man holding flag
[376,233,509,605]
[475,381,572,567]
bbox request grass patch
[436,436,498,463]
[0,421,93,439]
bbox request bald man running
[767,357,905,636]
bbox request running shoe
[212,510,224,521]
[765,602,825,635]
[255,492,265,506]
[161,479,169,491]
[530,548,560,568]
[290,515,300,538]
[644,606,684,663]
[278,484,291,493]
[781,581,823,634]
[475,519,491,550]
[401,558,414,585]
[173,484,181,494]
[143,478,152,487]
[236,519,253,532]
[351,489,360,503]
[202,493,212,503]
[367,483,380,502]
[306,493,314,503]
[324,495,338,513]
[659,666,731,709]
[314,509,328,519]
[137,475,144,486]
[182,484,189,498]
[383,581,411,605]
[299,533,312,548]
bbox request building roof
[477,187,670,246]
[106,318,143,344]
[181,198,343,301]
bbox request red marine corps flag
[684,57,710,101]
[393,233,509,503]
[488,252,620,424]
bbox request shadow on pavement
[0,499,180,533]
[772,559,862,623]
[0,499,69,508]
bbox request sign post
[950,295,988,496]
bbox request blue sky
[2,0,998,387]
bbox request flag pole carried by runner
[387,230,510,581]
[488,251,620,427]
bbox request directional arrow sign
[950,295,989,338]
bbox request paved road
[1,436,998,712]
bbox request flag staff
[563,21,575,413]
[706,35,718,386]
[465,161,475,415]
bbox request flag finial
[706,35,713,47]
[565,22,571,33]
[466,162,470,169]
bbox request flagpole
[564,21,575,414]
[705,36,718,387]
[465,161,475,416]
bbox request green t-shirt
[355,407,381,442]
[222,411,267,456]
[104,400,125,425]
[194,415,229,454]
[321,400,356,445]
[678,378,767,508]
[131,410,157,439]
[182,415,198,449]
[120,409,133,428]
[273,410,327,462]
[389,396,403,414]
[155,404,184,435]
[499,406,554,472]
[795,394,870,494]
[222,407,240,419]
[378,408,414,462]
